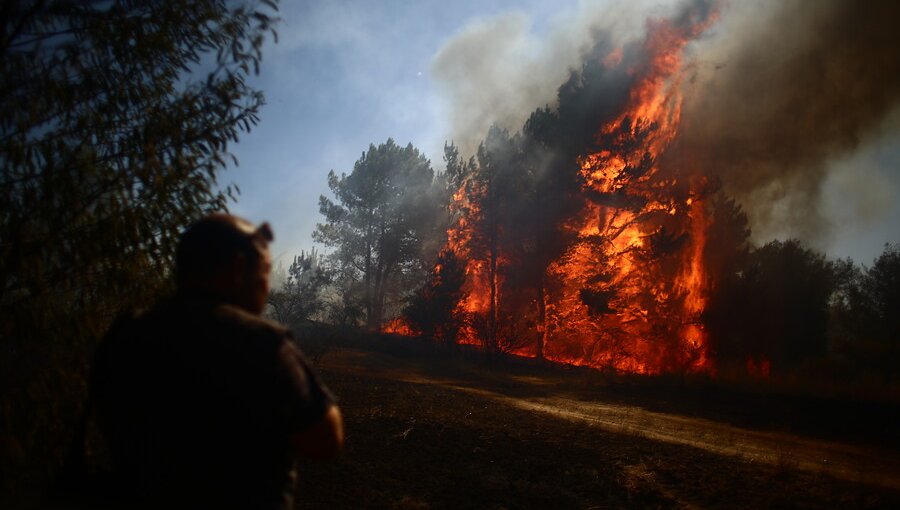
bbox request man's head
[176,214,274,314]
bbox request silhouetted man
[90,214,343,508]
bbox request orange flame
[383,317,414,336]
[437,8,719,373]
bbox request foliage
[267,248,331,327]
[706,239,838,374]
[703,237,900,384]
[404,249,466,345]
[827,257,881,376]
[323,276,366,328]
[866,243,900,351]
[460,127,523,352]
[832,243,900,381]
[436,42,680,358]
[443,116,588,356]
[314,139,437,330]
[0,0,278,497]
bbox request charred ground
[293,329,900,509]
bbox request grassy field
[292,336,900,509]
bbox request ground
[293,337,900,509]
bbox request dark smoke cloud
[431,0,674,157]
[434,0,900,250]
[674,0,900,245]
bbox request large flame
[424,8,719,373]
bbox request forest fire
[383,317,415,336]
[430,6,721,373]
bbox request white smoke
[431,0,900,253]
[431,0,686,156]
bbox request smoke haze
[431,0,684,156]
[679,0,900,246]
[432,0,900,250]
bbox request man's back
[92,293,334,508]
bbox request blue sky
[225,0,900,270]
[228,0,579,265]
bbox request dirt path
[469,388,899,490]
[326,348,900,491]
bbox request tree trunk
[364,226,374,330]
[372,269,386,331]
[886,324,898,384]
[487,197,498,355]
[536,273,546,361]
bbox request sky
[225,0,900,271]
[228,0,574,267]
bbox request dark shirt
[90,293,334,509]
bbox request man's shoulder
[114,296,293,351]
[145,295,287,331]
[209,302,291,339]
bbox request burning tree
[404,249,466,346]
[407,1,728,374]
[385,0,898,383]
[866,244,900,381]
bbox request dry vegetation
[292,334,900,509]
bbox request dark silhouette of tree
[706,239,837,374]
[826,257,882,379]
[865,243,900,381]
[267,249,331,327]
[314,139,435,330]
[324,273,366,328]
[451,126,540,354]
[443,142,475,199]
[0,0,279,493]
[404,249,466,345]
[438,41,657,360]
[702,193,753,371]
[474,127,517,353]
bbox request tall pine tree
[314,139,435,330]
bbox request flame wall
[440,4,718,373]
[424,0,900,374]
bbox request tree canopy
[267,249,330,327]
[314,139,437,330]
[0,0,279,493]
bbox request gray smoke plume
[432,0,900,250]
[677,0,900,246]
[431,0,677,157]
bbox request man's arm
[291,404,344,460]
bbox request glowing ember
[383,317,414,336]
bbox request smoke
[432,0,900,250]
[677,0,900,247]
[431,0,682,157]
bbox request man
[90,214,342,508]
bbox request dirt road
[296,346,900,509]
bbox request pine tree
[314,139,435,330]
